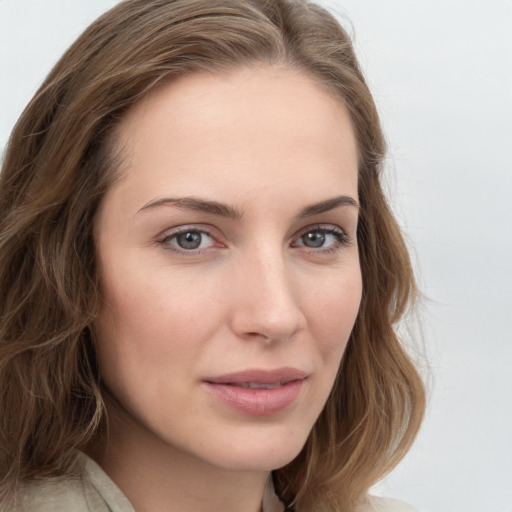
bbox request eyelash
[294,225,351,254]
[157,226,220,255]
[157,224,351,256]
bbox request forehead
[107,65,359,212]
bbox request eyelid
[155,222,351,257]
[292,224,351,250]
[157,224,224,254]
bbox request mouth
[205,367,307,385]
[234,382,284,389]
[203,367,307,416]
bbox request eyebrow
[138,197,244,219]
[137,195,358,219]
[297,195,359,218]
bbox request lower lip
[203,380,304,416]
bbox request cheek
[292,265,362,434]
[94,264,223,381]
[304,266,362,395]
[308,266,362,343]
[93,278,207,424]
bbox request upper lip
[205,367,307,385]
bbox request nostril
[234,313,304,343]
[229,261,306,342]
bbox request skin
[92,64,362,512]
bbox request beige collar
[262,474,286,512]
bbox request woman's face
[94,65,362,473]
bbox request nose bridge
[230,243,305,341]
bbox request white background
[1,1,511,511]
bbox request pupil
[303,231,325,248]
[177,231,201,249]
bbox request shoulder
[9,452,134,512]
[13,475,92,512]
[357,495,420,512]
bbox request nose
[229,249,306,343]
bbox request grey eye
[175,231,203,249]
[301,231,326,248]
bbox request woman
[0,0,425,511]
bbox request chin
[195,424,311,472]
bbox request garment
[14,452,418,512]
[14,452,283,512]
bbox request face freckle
[94,64,362,475]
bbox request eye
[293,226,350,250]
[301,231,328,248]
[159,228,216,252]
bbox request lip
[202,367,307,416]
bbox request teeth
[237,382,283,389]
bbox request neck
[87,398,270,512]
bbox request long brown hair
[0,1,425,510]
